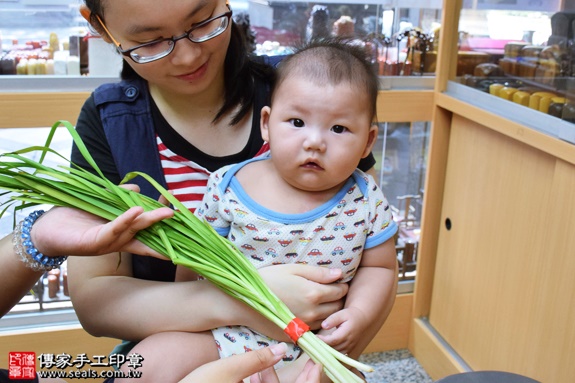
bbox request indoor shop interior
[1,1,573,382]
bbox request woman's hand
[259,264,349,329]
[32,205,173,259]
[251,359,323,383]
[179,343,322,383]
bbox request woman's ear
[361,123,379,158]
[260,106,272,143]
[79,5,112,43]
[79,5,92,22]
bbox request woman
[68,0,387,380]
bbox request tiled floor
[360,349,433,383]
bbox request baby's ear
[260,106,272,143]
[362,123,379,158]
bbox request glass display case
[1,0,444,77]
[243,0,443,76]
[451,0,575,136]
[373,121,430,282]
[1,0,87,75]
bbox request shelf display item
[246,1,441,76]
[456,5,575,127]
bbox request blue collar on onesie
[217,157,370,225]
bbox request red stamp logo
[8,352,36,380]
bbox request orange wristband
[284,317,310,343]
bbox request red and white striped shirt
[157,136,269,212]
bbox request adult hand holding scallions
[0,121,373,383]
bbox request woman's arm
[68,252,249,340]
[0,205,173,318]
[68,257,349,341]
[0,235,44,318]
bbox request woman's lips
[175,62,208,82]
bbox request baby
[127,38,398,383]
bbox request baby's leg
[117,331,219,383]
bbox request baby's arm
[319,238,398,356]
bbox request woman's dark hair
[220,22,275,125]
[84,0,274,125]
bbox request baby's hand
[317,307,368,354]
[259,265,348,329]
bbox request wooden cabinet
[410,1,575,382]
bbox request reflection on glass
[1,1,444,78]
[372,122,430,281]
[456,2,575,126]
[240,1,441,76]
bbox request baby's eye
[331,125,348,134]
[289,119,305,128]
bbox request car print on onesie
[278,239,292,247]
[307,249,322,256]
[331,247,344,256]
[334,222,346,231]
[264,248,278,257]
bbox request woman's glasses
[96,10,233,64]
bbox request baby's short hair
[273,38,379,120]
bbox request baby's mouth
[302,160,323,170]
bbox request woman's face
[100,0,231,96]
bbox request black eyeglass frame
[96,9,233,64]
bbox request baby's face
[261,76,376,194]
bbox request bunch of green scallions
[0,120,373,383]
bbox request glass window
[373,121,430,284]
[0,0,85,42]
[455,1,575,128]
[0,127,74,324]
[237,1,442,76]
[0,0,122,76]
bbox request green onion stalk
[0,121,373,383]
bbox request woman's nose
[169,38,202,65]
